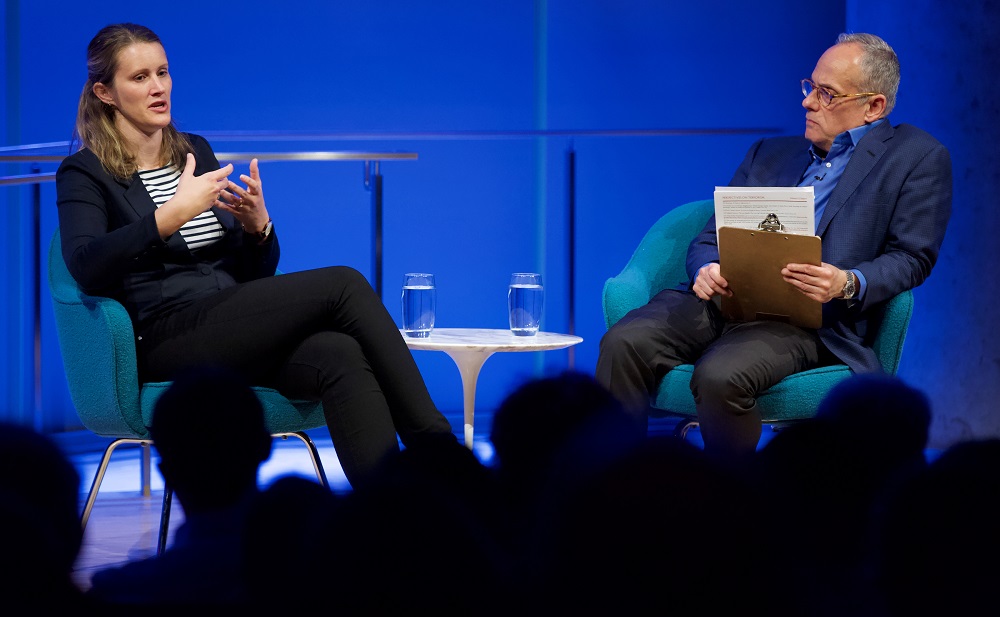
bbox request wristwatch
[248,219,273,244]
[841,270,857,300]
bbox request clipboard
[718,226,823,329]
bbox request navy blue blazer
[685,120,952,373]
[55,133,280,330]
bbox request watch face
[843,272,856,298]
[258,221,272,240]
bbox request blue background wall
[2,1,996,450]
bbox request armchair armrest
[602,199,714,329]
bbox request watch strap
[842,270,857,300]
[246,219,273,244]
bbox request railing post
[31,166,42,431]
[364,160,384,300]
[566,145,576,368]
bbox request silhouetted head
[817,372,931,465]
[876,438,1000,616]
[151,365,272,513]
[490,371,640,498]
[530,434,769,615]
[0,421,83,598]
[242,474,342,602]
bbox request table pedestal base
[443,349,497,449]
[401,328,583,450]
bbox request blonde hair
[74,23,192,179]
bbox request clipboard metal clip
[757,213,785,232]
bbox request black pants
[595,288,836,461]
[135,266,455,488]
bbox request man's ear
[93,82,115,106]
[866,94,888,121]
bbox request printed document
[713,186,815,236]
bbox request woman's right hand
[155,153,233,239]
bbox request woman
[56,22,455,489]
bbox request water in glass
[508,273,543,336]
[402,273,436,338]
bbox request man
[596,33,951,464]
[86,365,275,605]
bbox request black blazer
[55,133,279,330]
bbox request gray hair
[836,32,900,116]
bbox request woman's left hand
[217,158,271,233]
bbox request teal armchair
[47,229,330,553]
[602,199,914,437]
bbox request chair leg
[154,431,327,556]
[158,486,172,556]
[81,437,171,558]
[80,438,151,531]
[674,419,700,441]
[274,431,330,489]
[140,443,152,497]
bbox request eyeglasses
[801,79,880,107]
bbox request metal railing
[3,126,782,430]
[2,142,423,432]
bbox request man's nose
[802,90,819,110]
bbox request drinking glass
[402,273,436,338]
[508,273,543,336]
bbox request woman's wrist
[243,219,273,243]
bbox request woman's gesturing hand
[156,153,233,239]
[217,158,270,233]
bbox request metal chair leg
[274,431,330,489]
[84,432,328,557]
[674,419,700,441]
[158,486,172,556]
[80,438,151,531]
[140,443,152,497]
[81,437,170,557]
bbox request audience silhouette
[85,364,273,605]
[311,432,514,614]
[874,437,1000,617]
[240,474,343,604]
[0,421,95,610]
[530,433,774,615]
[749,373,932,616]
[21,364,996,614]
[489,371,642,542]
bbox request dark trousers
[135,266,454,488]
[595,288,835,461]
